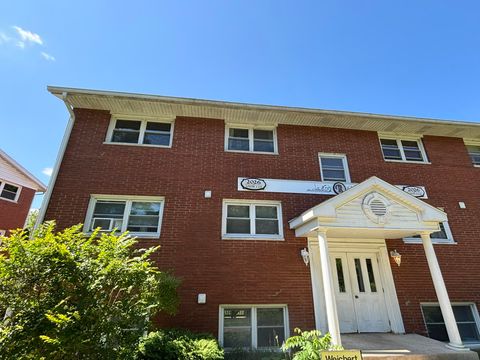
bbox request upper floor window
[106,117,174,147]
[379,137,428,163]
[466,145,480,166]
[318,153,350,182]
[84,195,165,237]
[225,125,277,154]
[0,181,21,202]
[222,200,283,240]
[403,221,455,244]
[219,305,288,349]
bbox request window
[403,221,455,244]
[318,154,350,182]
[220,306,288,349]
[107,118,173,147]
[84,195,165,237]
[421,303,480,343]
[0,230,5,236]
[222,201,283,240]
[225,126,277,153]
[379,137,428,163]
[466,145,480,166]
[0,181,21,202]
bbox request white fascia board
[0,149,46,192]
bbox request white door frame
[307,237,405,335]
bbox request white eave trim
[0,149,46,192]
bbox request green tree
[281,328,342,360]
[0,223,179,360]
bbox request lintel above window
[222,200,283,240]
[84,195,165,238]
[106,116,174,147]
[0,180,21,202]
[379,135,428,163]
[225,125,277,154]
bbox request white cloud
[13,26,43,45]
[42,167,53,176]
[0,32,12,44]
[41,52,55,61]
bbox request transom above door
[330,251,390,333]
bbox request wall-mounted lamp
[300,248,310,266]
[390,250,402,267]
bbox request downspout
[34,91,75,230]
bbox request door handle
[354,295,359,299]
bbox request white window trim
[83,194,165,238]
[378,135,429,164]
[222,199,284,241]
[403,221,456,244]
[218,304,289,349]
[224,124,278,155]
[318,153,351,182]
[463,139,480,168]
[105,115,175,148]
[0,180,22,203]
[421,302,480,345]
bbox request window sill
[222,235,284,241]
[0,197,18,204]
[473,164,480,168]
[103,142,172,149]
[403,238,457,245]
[225,149,279,156]
[384,159,431,165]
[85,231,160,239]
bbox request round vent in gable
[362,192,391,224]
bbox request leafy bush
[224,348,286,360]
[281,328,342,360]
[136,329,224,360]
[0,223,179,360]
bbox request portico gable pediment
[289,176,447,239]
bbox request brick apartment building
[38,87,480,352]
[0,149,46,235]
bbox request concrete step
[341,333,479,360]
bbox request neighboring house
[39,87,480,352]
[0,149,46,235]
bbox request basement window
[225,125,277,154]
[0,181,21,202]
[379,137,428,163]
[84,195,165,237]
[219,306,288,349]
[421,303,480,344]
[107,118,174,147]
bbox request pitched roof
[0,149,46,192]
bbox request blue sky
[1,1,480,209]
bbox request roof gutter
[35,91,75,229]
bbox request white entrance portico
[289,176,466,351]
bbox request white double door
[330,252,390,333]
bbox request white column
[317,229,341,346]
[421,232,465,350]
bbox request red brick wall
[0,187,35,234]
[45,107,480,337]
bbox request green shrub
[224,349,287,360]
[136,329,224,360]
[281,328,342,360]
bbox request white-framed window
[379,136,428,163]
[0,181,21,202]
[318,153,351,182]
[466,145,480,166]
[106,116,174,147]
[225,125,277,154]
[421,303,480,344]
[222,200,283,240]
[84,195,165,237]
[219,305,288,349]
[403,221,455,244]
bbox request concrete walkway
[341,333,479,360]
